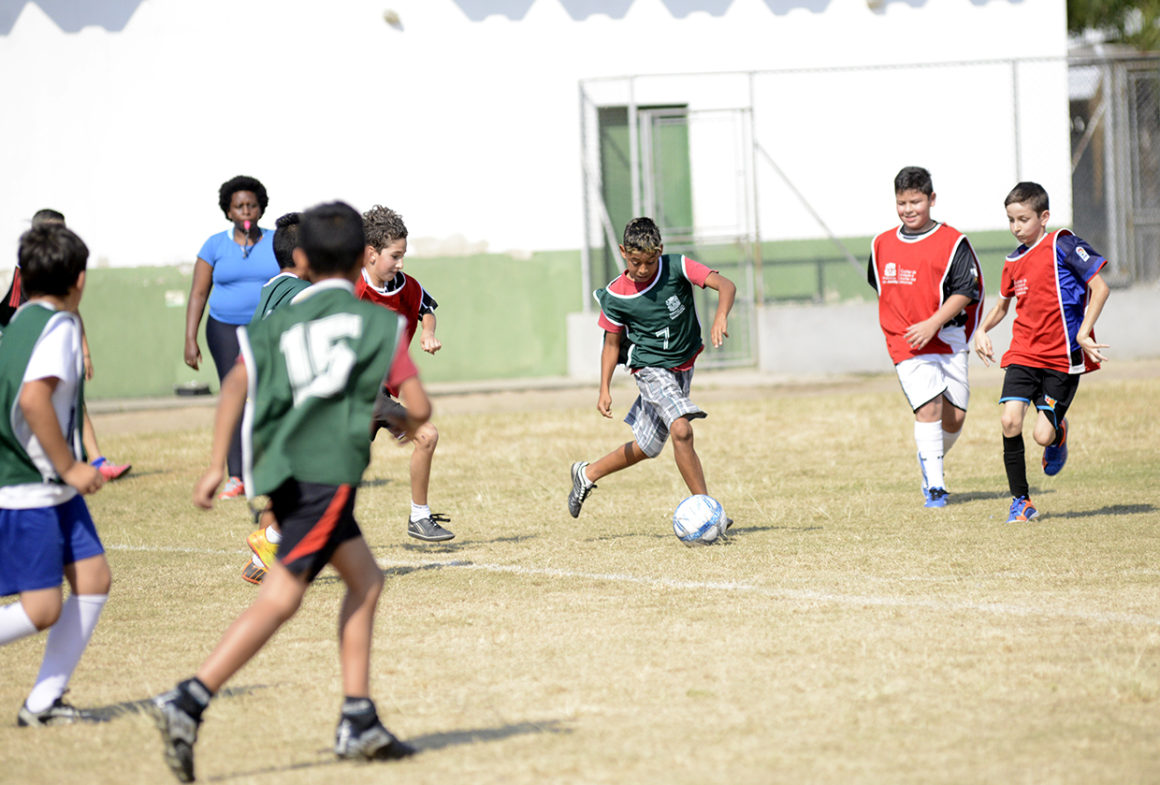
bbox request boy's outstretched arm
[419,312,442,355]
[1076,272,1111,363]
[973,298,1011,367]
[19,377,104,495]
[597,330,619,418]
[704,272,735,348]
[193,361,247,508]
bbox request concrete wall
[568,286,1160,382]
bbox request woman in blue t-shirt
[184,175,279,499]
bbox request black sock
[176,677,213,720]
[1003,434,1029,498]
[341,697,378,731]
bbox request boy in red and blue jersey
[567,217,736,528]
[974,181,1111,523]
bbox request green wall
[78,251,581,400]
[73,230,1015,400]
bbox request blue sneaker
[924,487,948,508]
[1006,496,1039,523]
[1043,418,1068,476]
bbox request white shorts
[895,352,969,412]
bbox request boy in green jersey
[148,202,429,782]
[240,211,309,585]
[0,224,110,727]
[568,217,736,526]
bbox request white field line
[106,545,1160,628]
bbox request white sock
[0,601,39,645]
[943,428,961,455]
[264,526,282,545]
[25,594,107,713]
[915,421,945,490]
[410,502,431,523]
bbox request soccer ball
[672,494,726,546]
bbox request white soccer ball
[672,494,726,546]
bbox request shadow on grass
[951,488,1055,503]
[204,719,571,782]
[359,477,394,489]
[84,684,270,723]
[587,523,821,543]
[1047,503,1157,519]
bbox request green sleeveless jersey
[251,273,311,323]
[0,303,84,488]
[593,254,704,370]
[238,279,404,496]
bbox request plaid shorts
[625,366,706,458]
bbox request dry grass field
[1,361,1158,785]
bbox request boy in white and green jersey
[0,224,110,727]
[568,217,736,526]
[149,202,430,783]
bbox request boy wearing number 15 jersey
[148,202,428,783]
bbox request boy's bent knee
[669,418,695,443]
[414,422,438,449]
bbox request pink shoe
[93,457,131,481]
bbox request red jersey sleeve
[999,260,1015,299]
[679,256,716,288]
[385,346,419,396]
[597,311,623,333]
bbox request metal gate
[1070,53,1160,285]
[581,98,759,369]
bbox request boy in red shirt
[974,181,1111,523]
[869,167,984,508]
[356,206,453,542]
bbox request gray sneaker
[568,461,595,518]
[335,716,416,761]
[17,695,91,727]
[407,513,454,542]
[147,691,200,783]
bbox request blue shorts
[0,495,104,597]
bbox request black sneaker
[568,461,595,518]
[147,691,201,783]
[335,716,416,761]
[407,513,454,542]
[17,695,92,727]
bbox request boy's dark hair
[1005,181,1050,214]
[622,217,662,253]
[299,202,365,276]
[18,224,88,297]
[272,212,301,270]
[217,175,269,219]
[894,166,933,196]
[31,208,66,227]
[362,205,408,252]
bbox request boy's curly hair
[621,217,662,253]
[362,205,408,251]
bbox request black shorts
[999,364,1080,428]
[269,480,361,582]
